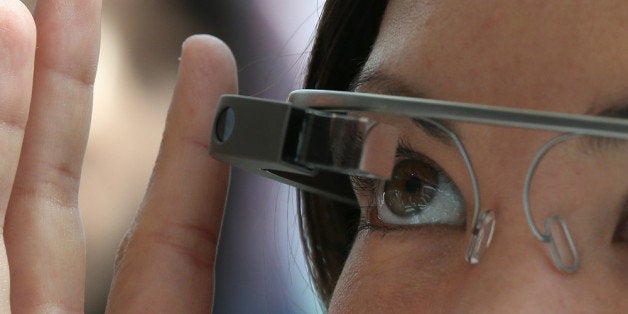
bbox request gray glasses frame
[288,89,628,273]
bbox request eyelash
[357,220,404,235]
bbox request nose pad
[545,215,579,273]
[465,210,496,264]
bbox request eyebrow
[350,67,423,98]
[352,67,628,152]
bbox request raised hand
[1,1,235,312]
[0,0,101,312]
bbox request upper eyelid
[397,137,472,204]
[396,138,447,173]
[351,139,438,201]
[352,137,452,195]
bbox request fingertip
[182,34,237,71]
[31,0,101,82]
[0,0,36,130]
[181,34,230,54]
[178,35,238,97]
[0,0,36,34]
[0,0,36,73]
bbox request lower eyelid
[358,220,468,242]
[358,221,403,234]
[358,219,444,238]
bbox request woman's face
[330,0,627,312]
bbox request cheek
[329,229,467,313]
[330,230,627,313]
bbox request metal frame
[287,89,628,273]
[288,90,628,139]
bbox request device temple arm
[209,95,398,204]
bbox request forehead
[364,0,628,113]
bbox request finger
[107,35,237,313]
[4,0,101,312]
[0,1,36,311]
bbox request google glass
[209,90,628,273]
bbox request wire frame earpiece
[523,133,580,273]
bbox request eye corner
[351,176,378,194]
[612,215,628,243]
[612,197,628,243]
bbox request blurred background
[22,0,325,312]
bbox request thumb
[106,35,237,313]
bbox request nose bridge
[458,127,562,300]
[455,214,569,312]
[469,128,535,189]
[464,126,536,245]
[451,127,596,311]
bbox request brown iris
[383,159,439,216]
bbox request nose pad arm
[523,133,581,273]
[545,215,579,273]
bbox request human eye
[354,145,466,229]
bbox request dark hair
[299,0,389,307]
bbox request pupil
[405,177,422,194]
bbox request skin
[0,0,625,312]
[330,0,627,313]
[1,0,236,312]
